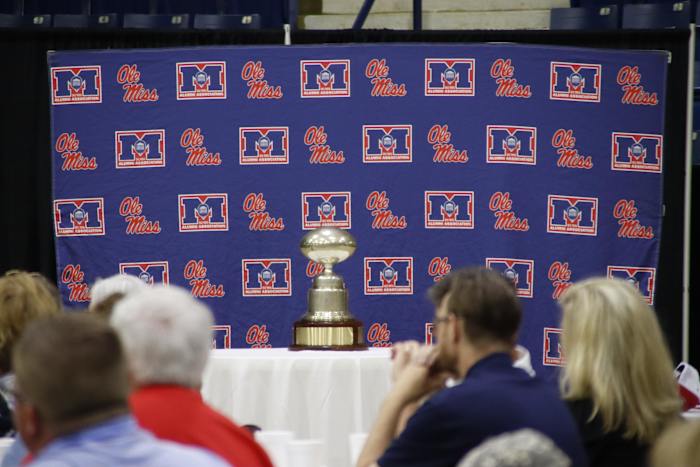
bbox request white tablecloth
[201,348,392,467]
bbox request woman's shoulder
[565,398,596,422]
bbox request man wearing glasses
[357,267,586,467]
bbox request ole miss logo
[424,58,475,96]
[300,60,350,98]
[364,257,413,295]
[363,125,412,163]
[543,328,565,366]
[424,191,474,229]
[176,61,226,100]
[486,258,534,298]
[427,257,451,282]
[61,264,90,303]
[51,66,102,105]
[242,259,292,297]
[116,64,159,103]
[617,65,658,106]
[611,132,662,173]
[115,130,165,168]
[246,324,271,348]
[119,261,170,285]
[486,125,537,165]
[55,132,97,171]
[607,266,656,304]
[550,62,601,102]
[547,195,598,236]
[178,194,228,232]
[239,127,289,165]
[54,198,105,237]
[549,261,574,300]
[366,322,392,347]
[302,192,351,230]
[212,325,232,349]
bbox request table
[201,348,392,467]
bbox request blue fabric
[48,44,667,379]
[29,415,228,467]
[378,353,587,467]
[1,437,27,467]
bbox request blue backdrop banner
[49,43,666,377]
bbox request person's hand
[389,343,450,405]
[390,340,422,382]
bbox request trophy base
[290,318,367,351]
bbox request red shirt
[130,384,273,467]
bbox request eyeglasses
[433,315,450,325]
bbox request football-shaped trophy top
[300,228,356,273]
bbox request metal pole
[284,24,291,45]
[682,25,695,362]
[287,0,298,30]
[413,0,422,30]
[353,0,376,30]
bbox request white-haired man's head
[110,285,213,389]
[90,274,147,311]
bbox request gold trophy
[290,228,366,350]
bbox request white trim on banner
[683,25,694,362]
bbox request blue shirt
[378,352,587,467]
[0,436,27,467]
[29,415,230,467]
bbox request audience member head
[649,420,700,467]
[89,274,147,319]
[111,285,214,389]
[0,271,62,374]
[457,429,571,467]
[12,314,130,451]
[559,277,680,443]
[428,267,522,375]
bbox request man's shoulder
[428,371,560,412]
[33,430,229,467]
[152,440,230,467]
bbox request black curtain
[0,28,693,364]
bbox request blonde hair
[0,271,62,372]
[649,421,700,467]
[559,277,680,443]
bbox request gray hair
[458,429,571,467]
[110,285,213,388]
[90,274,147,310]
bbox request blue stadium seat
[122,13,190,29]
[159,0,220,14]
[622,1,691,29]
[53,13,118,27]
[228,0,286,28]
[0,13,50,26]
[550,6,619,30]
[0,0,21,14]
[24,0,86,14]
[193,14,261,30]
[92,0,152,14]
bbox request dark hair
[428,267,521,345]
[13,313,129,425]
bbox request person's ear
[450,315,462,344]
